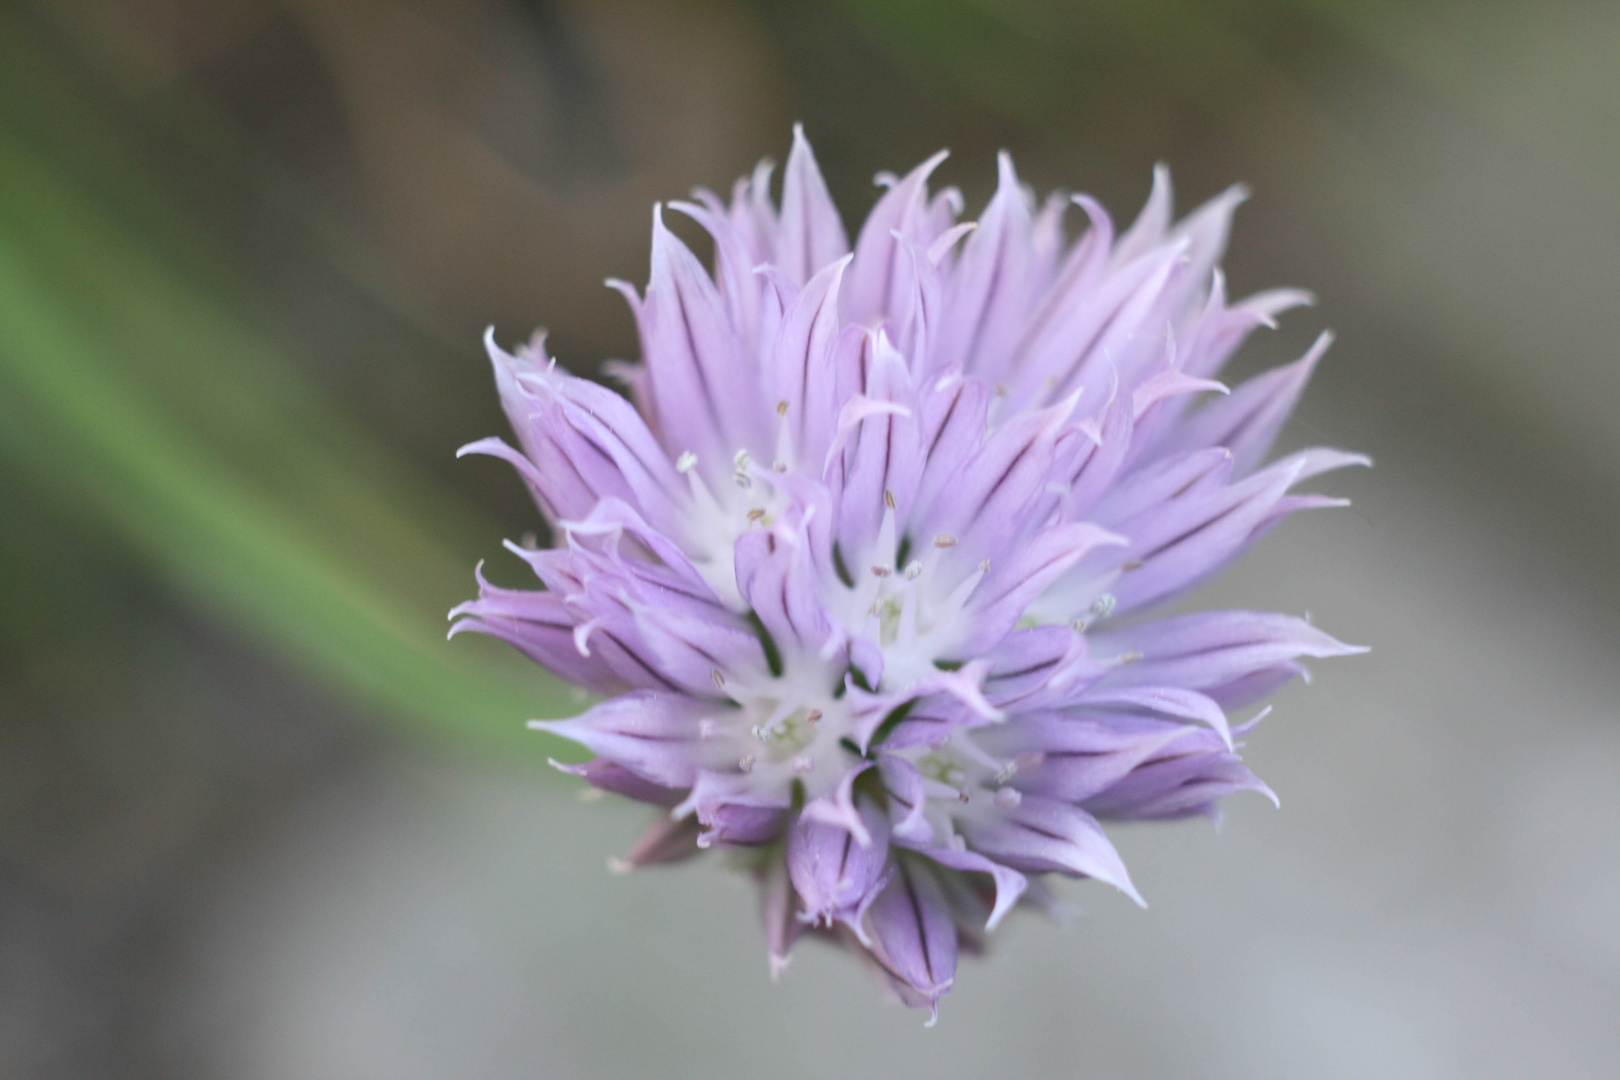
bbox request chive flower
[452,127,1365,1020]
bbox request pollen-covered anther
[792,754,815,775]
[675,450,698,474]
[805,709,823,724]
[1121,559,1144,571]
[746,507,765,523]
[904,561,922,580]
[711,668,726,688]
[884,489,897,510]
[871,566,891,578]
[993,786,1023,809]
[776,399,789,416]
[933,535,957,548]
[738,754,756,773]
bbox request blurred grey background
[2,1,1618,1077]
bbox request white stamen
[994,786,1023,809]
[738,754,756,773]
[675,451,698,474]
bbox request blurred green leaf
[0,98,578,757]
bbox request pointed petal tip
[995,149,1017,185]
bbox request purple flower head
[452,126,1365,1020]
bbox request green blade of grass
[0,128,580,756]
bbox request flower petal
[531,691,726,789]
[864,856,959,1018]
[958,793,1144,906]
[776,124,851,288]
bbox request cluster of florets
[452,127,1363,1019]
